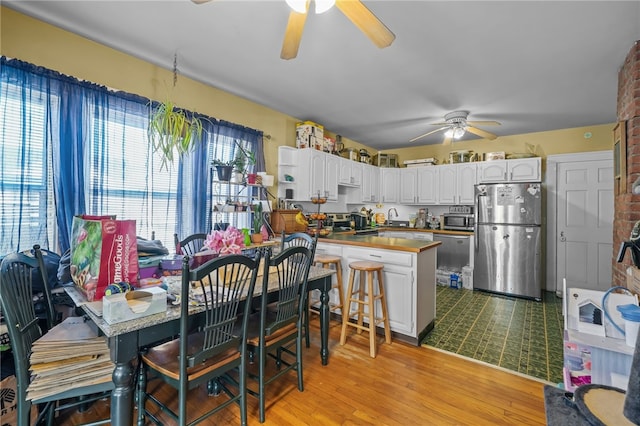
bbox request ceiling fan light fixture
[445,126,466,140]
[315,0,335,13]
[285,0,308,14]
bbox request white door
[551,152,613,292]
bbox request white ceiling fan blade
[466,126,498,140]
[467,120,501,126]
[409,126,449,143]
[442,135,452,145]
[335,0,395,48]
[281,4,310,60]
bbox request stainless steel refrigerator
[473,182,542,300]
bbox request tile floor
[422,285,564,383]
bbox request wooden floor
[56,320,548,425]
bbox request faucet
[387,208,398,225]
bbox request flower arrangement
[202,226,246,254]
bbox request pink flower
[203,226,245,254]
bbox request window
[1,57,264,255]
[0,82,56,254]
[86,103,179,248]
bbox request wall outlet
[376,203,383,209]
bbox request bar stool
[310,254,345,317]
[340,260,391,358]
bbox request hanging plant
[147,53,204,170]
[148,100,204,170]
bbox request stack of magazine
[27,316,113,401]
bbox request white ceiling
[6,1,640,150]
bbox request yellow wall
[0,7,370,184]
[2,6,614,187]
[382,124,614,169]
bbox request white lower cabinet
[315,241,437,344]
[341,246,415,335]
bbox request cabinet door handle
[370,254,382,258]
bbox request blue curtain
[1,56,265,254]
[176,118,264,237]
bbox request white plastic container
[617,304,640,347]
[462,265,473,290]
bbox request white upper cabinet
[401,166,440,204]
[456,163,478,204]
[437,164,458,204]
[478,158,541,182]
[338,157,363,187]
[400,168,418,204]
[380,168,400,203]
[297,148,338,201]
[417,167,438,204]
[324,154,339,200]
[361,164,380,203]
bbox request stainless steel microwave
[443,213,474,231]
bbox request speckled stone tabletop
[65,265,334,338]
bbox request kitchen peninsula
[314,234,441,345]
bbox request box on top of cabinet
[296,121,324,150]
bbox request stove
[326,213,352,230]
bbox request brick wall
[614,40,640,286]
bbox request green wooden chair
[243,245,313,423]
[280,232,317,347]
[136,253,260,426]
[174,232,208,256]
[0,246,112,426]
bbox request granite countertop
[67,265,334,338]
[318,234,441,253]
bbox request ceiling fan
[193,0,395,60]
[409,111,501,145]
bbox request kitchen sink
[384,220,408,227]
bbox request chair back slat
[174,233,208,256]
[181,253,259,369]
[261,246,312,336]
[280,232,317,258]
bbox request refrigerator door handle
[474,192,482,252]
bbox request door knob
[560,231,566,242]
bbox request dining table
[65,264,334,426]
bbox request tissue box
[103,287,167,324]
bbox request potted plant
[251,202,264,243]
[212,140,256,183]
[148,99,204,170]
[234,141,256,182]
[212,158,236,182]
